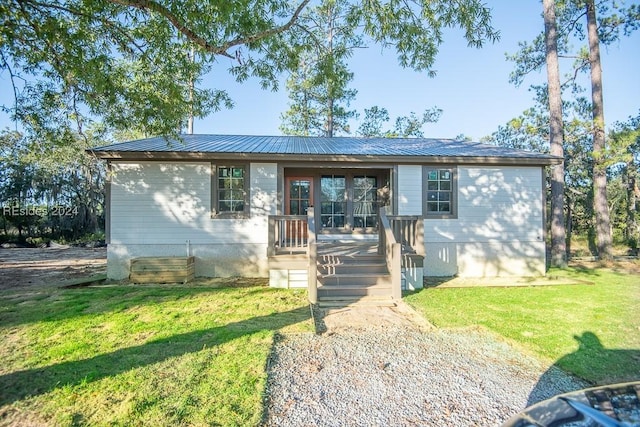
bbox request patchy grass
[405,265,640,385]
[0,281,313,426]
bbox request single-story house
[91,134,560,303]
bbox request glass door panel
[285,177,313,244]
[353,176,378,229]
[287,178,312,215]
[320,175,346,228]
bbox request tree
[544,0,568,267]
[585,0,612,259]
[356,106,391,138]
[608,114,640,253]
[507,0,639,260]
[280,0,360,137]
[356,106,442,138]
[0,128,106,242]
[2,0,498,140]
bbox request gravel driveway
[262,306,588,426]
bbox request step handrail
[307,207,318,304]
[379,206,402,300]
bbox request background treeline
[0,129,106,245]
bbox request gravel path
[262,321,588,426]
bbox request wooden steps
[317,296,396,308]
[316,243,393,303]
[130,256,195,284]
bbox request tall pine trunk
[626,164,639,254]
[586,0,613,260]
[543,0,567,267]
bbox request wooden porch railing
[378,206,402,300]
[306,207,318,304]
[267,215,308,256]
[386,214,425,256]
[267,210,317,303]
[379,207,425,299]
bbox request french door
[285,177,313,215]
[320,174,379,232]
[285,177,313,242]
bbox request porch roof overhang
[90,134,563,166]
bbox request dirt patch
[0,247,106,291]
[427,275,593,288]
[569,259,640,275]
[313,301,433,334]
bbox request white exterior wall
[423,166,546,277]
[107,161,277,279]
[397,165,423,215]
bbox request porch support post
[267,216,276,257]
[416,217,425,256]
[307,207,318,304]
[392,242,402,300]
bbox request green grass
[405,266,640,385]
[0,281,313,426]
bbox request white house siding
[107,161,278,280]
[397,165,423,215]
[424,166,545,277]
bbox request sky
[1,1,638,142]
[193,0,640,141]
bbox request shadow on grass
[0,284,256,329]
[528,332,640,406]
[0,306,311,407]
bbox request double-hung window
[211,164,249,218]
[424,167,456,218]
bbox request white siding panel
[110,161,278,245]
[424,166,545,277]
[251,163,278,217]
[397,165,422,215]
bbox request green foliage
[351,0,499,73]
[280,0,361,137]
[0,128,106,241]
[356,105,442,138]
[508,0,639,88]
[607,113,640,249]
[405,266,640,384]
[2,0,498,140]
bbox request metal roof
[91,134,560,164]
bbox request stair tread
[317,297,396,308]
[319,272,391,277]
[318,295,393,301]
[318,283,391,288]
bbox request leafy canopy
[356,105,442,138]
[1,0,499,139]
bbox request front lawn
[0,281,313,426]
[405,264,640,385]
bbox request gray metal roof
[91,134,560,164]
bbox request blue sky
[195,1,640,141]
[1,1,638,141]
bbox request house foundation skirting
[107,243,269,280]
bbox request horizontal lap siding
[397,165,423,215]
[426,167,543,243]
[425,166,545,276]
[109,162,277,245]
